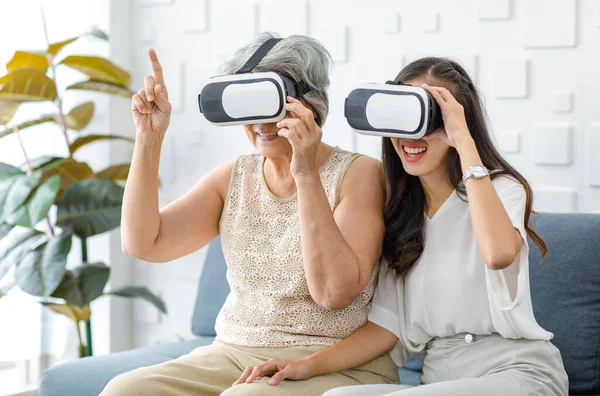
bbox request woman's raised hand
[131,48,172,140]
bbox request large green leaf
[87,27,109,41]
[51,262,110,307]
[0,115,55,139]
[0,162,24,175]
[74,262,110,305]
[0,223,13,239]
[6,51,49,71]
[51,270,82,306]
[0,228,43,281]
[60,56,131,87]
[70,135,134,154]
[0,101,20,125]
[38,158,94,197]
[5,175,60,227]
[95,163,130,182]
[0,68,57,102]
[64,101,94,130]
[29,156,65,172]
[66,80,133,98]
[56,179,124,238]
[14,229,72,297]
[0,173,40,222]
[105,286,167,314]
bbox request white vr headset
[344,81,443,139]
[198,38,312,126]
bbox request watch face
[471,165,488,178]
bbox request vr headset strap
[236,38,283,74]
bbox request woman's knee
[99,368,157,396]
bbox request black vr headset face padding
[197,38,313,127]
[344,81,444,139]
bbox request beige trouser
[99,340,400,396]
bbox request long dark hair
[382,57,547,278]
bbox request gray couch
[39,213,600,395]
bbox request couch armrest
[39,337,214,396]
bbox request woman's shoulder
[332,146,381,170]
[491,173,526,197]
[340,153,383,185]
[337,152,384,202]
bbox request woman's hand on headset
[276,96,323,179]
[131,48,172,140]
[422,83,474,152]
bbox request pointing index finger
[148,48,165,87]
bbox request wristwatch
[462,164,490,184]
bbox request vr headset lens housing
[198,38,310,127]
[344,82,443,139]
[199,72,300,125]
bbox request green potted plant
[0,18,166,358]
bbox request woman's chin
[254,137,291,156]
[400,160,437,178]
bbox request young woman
[233,58,569,395]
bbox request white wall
[126,0,600,347]
[0,0,135,371]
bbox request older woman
[100,33,399,396]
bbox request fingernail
[268,378,276,385]
[148,95,154,101]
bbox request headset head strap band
[235,38,283,74]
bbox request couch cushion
[191,237,230,337]
[529,213,600,394]
[39,337,214,396]
[398,354,423,386]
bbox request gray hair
[219,32,332,126]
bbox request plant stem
[40,2,71,157]
[66,306,86,358]
[85,320,93,356]
[80,236,93,356]
[80,237,88,262]
[14,126,34,173]
[14,126,55,237]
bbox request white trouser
[322,333,568,396]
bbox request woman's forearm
[457,138,522,269]
[304,321,398,376]
[295,174,362,310]
[121,135,163,257]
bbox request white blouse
[368,176,553,367]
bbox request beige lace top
[215,147,379,347]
